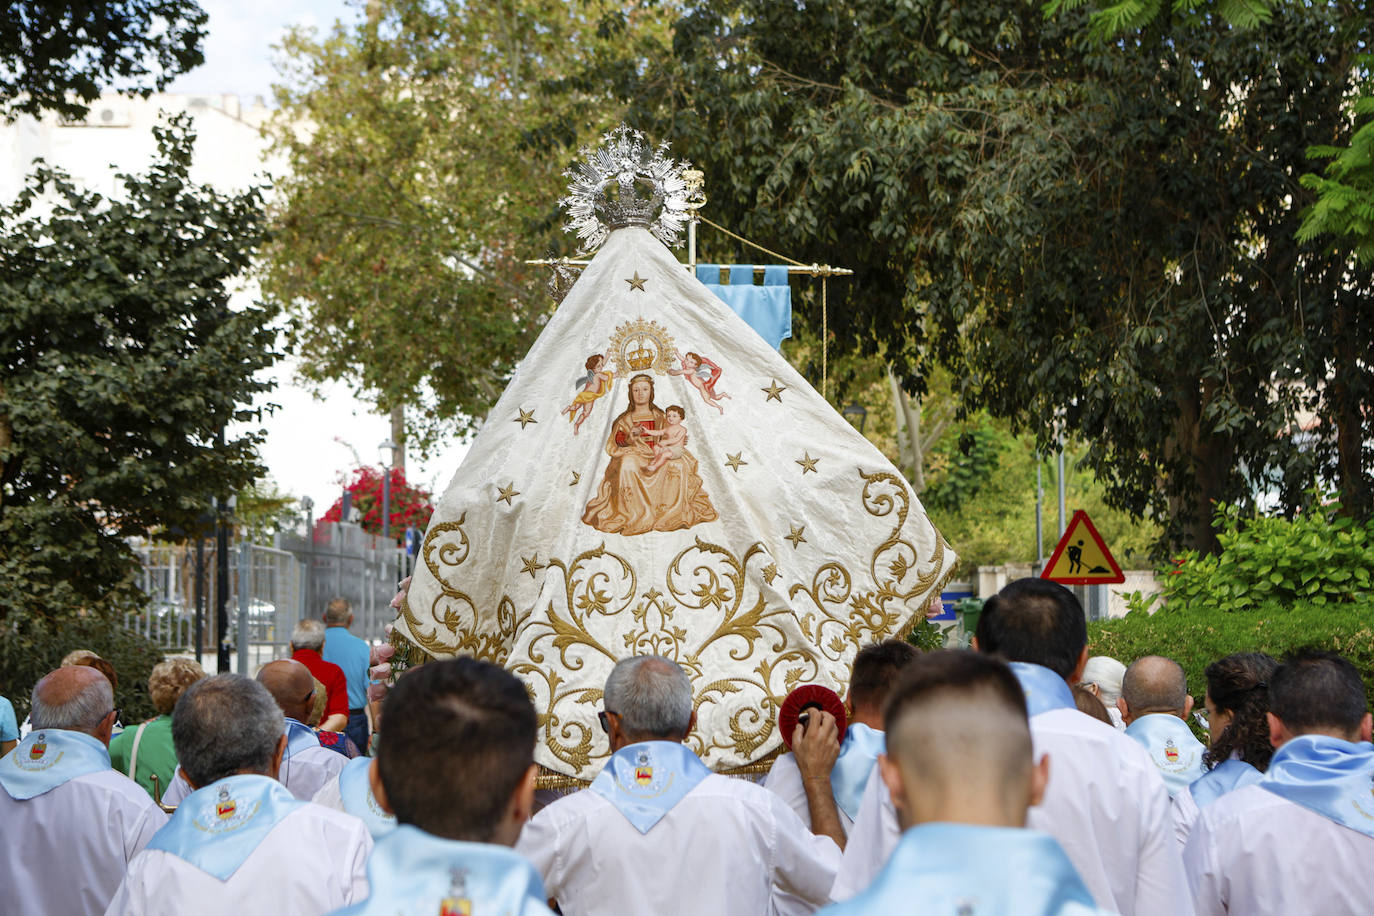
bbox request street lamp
[300,496,315,619]
[378,438,396,540]
[842,402,868,434]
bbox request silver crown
[561,126,691,251]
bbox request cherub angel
[668,349,731,414]
[561,350,614,435]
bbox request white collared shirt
[161,745,347,806]
[104,802,372,916]
[834,708,1191,916]
[764,752,857,916]
[516,773,841,915]
[1185,783,1374,915]
[0,768,166,916]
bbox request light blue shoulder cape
[1189,757,1261,809]
[146,773,305,880]
[334,824,554,915]
[832,723,885,821]
[1259,735,1374,839]
[1009,663,1076,718]
[820,823,1110,916]
[1124,713,1206,796]
[337,755,396,838]
[0,729,111,800]
[589,741,711,834]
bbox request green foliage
[1088,599,1374,721]
[1299,86,1374,265]
[595,0,1374,554]
[0,1,207,121]
[1044,0,1275,43]
[905,618,946,652]
[921,421,1004,517]
[0,115,276,629]
[1144,498,1374,615]
[0,616,166,724]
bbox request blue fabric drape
[696,264,792,349]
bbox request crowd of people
[0,578,1370,915]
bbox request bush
[0,616,166,724]
[1153,498,1374,615]
[1087,598,1374,716]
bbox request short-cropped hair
[1269,648,1368,737]
[31,671,113,733]
[975,578,1086,679]
[377,658,537,841]
[172,675,284,787]
[604,656,694,739]
[149,657,207,716]
[291,618,327,651]
[323,598,351,625]
[849,639,921,710]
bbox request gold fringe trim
[901,558,961,643]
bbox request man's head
[256,659,316,723]
[847,639,921,727]
[291,618,327,653]
[1119,655,1193,724]
[1267,649,1372,746]
[880,650,1047,830]
[149,657,207,717]
[373,658,537,846]
[172,674,286,789]
[602,655,696,750]
[323,597,353,628]
[30,666,117,745]
[974,578,1088,682]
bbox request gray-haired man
[0,666,166,916]
[516,655,843,915]
[105,674,371,915]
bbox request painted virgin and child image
[581,373,718,535]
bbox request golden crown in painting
[609,318,675,376]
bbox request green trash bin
[956,597,984,640]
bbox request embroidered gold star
[625,271,647,291]
[569,471,581,486]
[796,453,819,474]
[785,525,807,549]
[762,563,780,584]
[762,380,787,402]
[514,408,536,429]
[520,554,544,578]
[496,483,519,505]
[724,452,747,472]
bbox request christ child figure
[640,405,689,473]
[669,349,731,414]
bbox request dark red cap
[778,684,848,749]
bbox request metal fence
[128,522,411,672]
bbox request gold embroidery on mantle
[404,469,949,779]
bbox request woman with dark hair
[1171,651,1278,847]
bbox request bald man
[820,651,1111,915]
[0,666,166,915]
[1120,656,1206,797]
[161,660,346,805]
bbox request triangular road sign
[1041,510,1125,585]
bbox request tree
[0,0,207,122]
[262,0,671,457]
[590,0,1373,553]
[0,115,277,629]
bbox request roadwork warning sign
[1041,510,1125,585]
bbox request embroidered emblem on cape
[29,735,46,760]
[439,867,472,916]
[634,750,654,786]
[16,733,62,772]
[1164,739,1180,765]
[194,786,260,834]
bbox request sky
[166,0,473,517]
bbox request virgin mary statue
[581,373,717,535]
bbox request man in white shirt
[835,578,1191,916]
[1119,655,1206,796]
[821,650,1112,915]
[334,657,555,915]
[1185,649,1374,915]
[0,666,167,916]
[105,673,371,915]
[162,659,347,806]
[517,655,844,915]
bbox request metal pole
[381,471,392,540]
[215,499,231,673]
[193,537,205,664]
[236,541,251,675]
[1034,452,1044,568]
[1057,432,1067,537]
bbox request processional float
[390,129,957,786]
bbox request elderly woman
[108,656,206,800]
